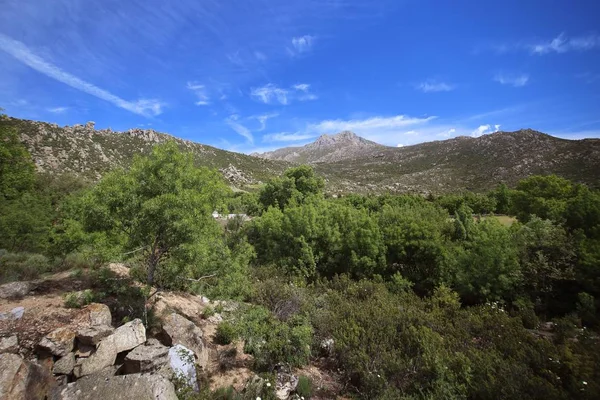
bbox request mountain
[252,131,384,163]
[1,117,290,187]
[311,129,600,193]
[3,116,600,194]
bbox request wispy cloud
[576,72,600,84]
[251,113,279,131]
[309,115,436,133]
[263,132,318,142]
[416,80,456,93]
[0,33,164,117]
[186,82,210,106]
[250,83,317,105]
[47,106,69,114]
[493,73,529,87]
[225,115,253,144]
[531,33,600,54]
[289,35,315,55]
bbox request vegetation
[2,131,600,399]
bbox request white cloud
[186,82,210,106]
[225,116,253,144]
[0,33,164,117]
[251,84,289,105]
[309,115,436,133]
[252,113,279,131]
[293,83,310,92]
[471,124,501,137]
[396,144,404,148]
[290,35,315,54]
[250,83,317,105]
[494,73,529,87]
[47,106,68,114]
[531,33,600,54]
[254,51,267,61]
[416,80,456,93]
[263,132,317,142]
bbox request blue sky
[1,0,599,153]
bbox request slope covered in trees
[1,130,599,399]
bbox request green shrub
[0,252,50,283]
[64,289,95,308]
[202,306,215,319]
[235,306,313,371]
[296,376,313,398]
[215,322,237,345]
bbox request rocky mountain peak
[313,131,362,147]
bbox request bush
[215,322,237,345]
[235,306,313,371]
[202,306,215,319]
[0,252,51,283]
[64,289,95,308]
[296,376,313,398]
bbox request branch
[122,246,148,256]
[180,273,218,282]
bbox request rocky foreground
[0,266,338,400]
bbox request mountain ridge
[2,116,599,194]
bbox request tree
[0,123,35,199]
[511,175,574,222]
[76,141,229,285]
[258,165,324,211]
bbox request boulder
[73,336,117,378]
[75,343,95,358]
[275,373,299,400]
[38,327,76,357]
[53,353,76,376]
[0,353,55,400]
[0,335,19,354]
[85,303,112,326]
[0,307,25,321]
[111,319,146,353]
[168,344,198,392]
[0,281,34,299]
[77,325,114,346]
[159,313,208,368]
[123,341,170,373]
[49,373,177,400]
[152,292,206,320]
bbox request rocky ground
[0,266,344,400]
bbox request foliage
[234,305,313,371]
[258,165,324,211]
[215,321,237,345]
[64,289,96,308]
[70,141,230,286]
[295,376,313,398]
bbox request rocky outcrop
[53,353,76,375]
[111,319,146,353]
[38,327,76,357]
[0,353,55,400]
[77,325,114,346]
[0,281,35,299]
[159,313,209,369]
[123,340,170,373]
[85,303,112,326]
[0,335,19,354]
[168,344,198,391]
[50,373,178,400]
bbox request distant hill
[0,117,290,188]
[3,116,599,194]
[252,131,384,163]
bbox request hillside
[3,116,600,194]
[253,131,384,163]
[0,117,290,188]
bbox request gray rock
[10,307,25,319]
[0,335,19,354]
[123,341,170,373]
[38,327,76,357]
[0,353,55,400]
[159,313,208,369]
[0,281,34,299]
[75,343,95,358]
[276,372,299,400]
[77,325,114,346]
[53,353,76,375]
[86,303,112,326]
[168,344,198,392]
[49,373,177,400]
[112,319,146,353]
[73,335,117,378]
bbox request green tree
[511,175,574,222]
[0,123,35,199]
[75,141,229,285]
[258,165,324,211]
